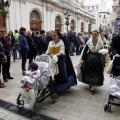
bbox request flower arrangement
[0,9,9,17]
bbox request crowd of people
[0,26,116,96]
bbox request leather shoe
[0,82,5,85]
[0,83,5,88]
[3,78,8,82]
[7,76,14,79]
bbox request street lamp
[0,0,11,28]
[64,11,70,33]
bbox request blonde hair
[27,30,32,35]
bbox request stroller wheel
[104,104,109,112]
[108,105,111,112]
[104,104,111,112]
[34,103,40,114]
[52,93,58,103]
[91,90,95,95]
[18,100,24,108]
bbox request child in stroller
[17,56,58,110]
[21,62,40,91]
[104,56,120,112]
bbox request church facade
[4,0,95,33]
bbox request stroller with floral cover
[104,56,120,112]
[16,55,58,112]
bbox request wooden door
[30,19,41,31]
[0,16,4,28]
[71,26,75,31]
[55,24,61,31]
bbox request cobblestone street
[0,56,120,120]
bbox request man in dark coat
[36,30,47,55]
[67,30,76,56]
[26,31,36,65]
[0,29,14,82]
[45,31,52,47]
[75,33,80,55]
[111,25,120,55]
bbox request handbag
[105,60,113,74]
[77,67,82,82]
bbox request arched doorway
[55,16,62,31]
[0,16,4,28]
[71,20,75,31]
[81,22,84,32]
[88,23,91,33]
[30,10,42,31]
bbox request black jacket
[36,36,47,51]
[26,36,36,59]
[0,37,11,56]
[111,34,120,55]
[68,34,77,44]
[45,35,52,47]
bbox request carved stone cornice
[46,6,53,12]
[77,17,80,20]
[13,0,26,3]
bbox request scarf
[86,35,103,53]
[21,33,26,37]
[75,34,103,68]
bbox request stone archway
[81,22,84,32]
[70,20,75,31]
[30,10,42,31]
[55,16,62,31]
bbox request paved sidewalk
[0,56,120,120]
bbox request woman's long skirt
[54,56,77,92]
[82,53,104,86]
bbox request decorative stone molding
[13,0,26,3]
[46,6,53,12]
[77,17,80,20]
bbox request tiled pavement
[0,56,120,120]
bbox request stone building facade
[98,11,112,32]
[83,0,107,30]
[2,0,95,33]
[113,0,120,20]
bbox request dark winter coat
[36,36,47,51]
[0,37,11,56]
[26,36,36,59]
[111,34,120,55]
[18,34,29,53]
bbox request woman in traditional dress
[78,30,104,94]
[45,30,77,92]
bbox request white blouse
[46,39,65,55]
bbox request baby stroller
[104,57,120,112]
[16,55,58,112]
